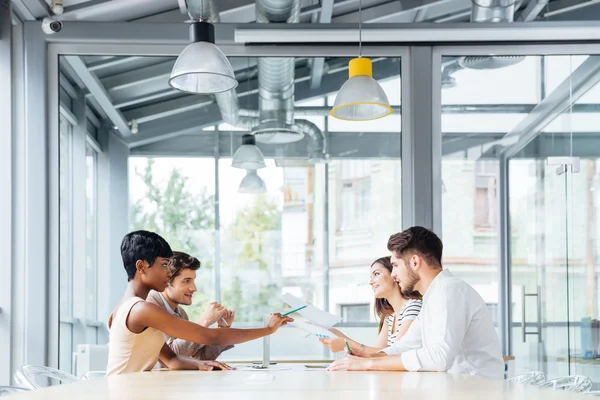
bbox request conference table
[10,364,591,399]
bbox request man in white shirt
[327,226,504,379]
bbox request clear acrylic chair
[538,375,593,393]
[81,371,106,380]
[0,386,29,396]
[508,371,546,386]
[14,365,79,389]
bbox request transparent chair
[0,386,29,396]
[507,371,546,386]
[81,371,106,380]
[538,376,593,393]
[14,365,79,389]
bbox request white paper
[282,292,342,328]
[288,320,334,339]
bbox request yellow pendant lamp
[330,0,392,121]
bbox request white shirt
[382,270,504,379]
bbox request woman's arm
[394,319,415,342]
[321,322,389,355]
[129,302,292,347]
[158,343,233,371]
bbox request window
[129,157,216,322]
[340,304,371,323]
[125,55,402,362]
[85,145,98,336]
[337,161,373,232]
[474,161,498,230]
[59,114,73,372]
[58,114,102,373]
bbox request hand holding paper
[281,293,342,339]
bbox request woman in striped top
[320,256,422,354]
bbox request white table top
[11,364,591,399]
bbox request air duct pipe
[471,0,517,22]
[204,0,326,160]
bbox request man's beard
[400,268,420,297]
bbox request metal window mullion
[71,89,88,373]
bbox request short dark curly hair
[120,230,173,281]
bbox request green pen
[282,305,307,317]
[345,339,353,355]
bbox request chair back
[14,365,79,389]
[508,371,546,385]
[81,371,106,380]
[538,375,593,393]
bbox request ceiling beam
[516,0,549,21]
[122,95,214,124]
[57,0,178,21]
[64,55,132,136]
[543,0,598,17]
[501,55,600,158]
[10,0,49,20]
[332,0,458,22]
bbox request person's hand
[328,327,344,337]
[198,302,227,327]
[218,309,235,328]
[265,313,294,333]
[197,360,235,371]
[326,354,372,371]
[319,337,346,353]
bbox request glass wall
[58,89,102,374]
[128,56,402,360]
[440,52,600,385]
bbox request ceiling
[13,0,600,153]
[12,0,600,25]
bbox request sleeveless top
[384,299,423,346]
[106,297,166,376]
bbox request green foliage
[131,159,283,323]
[130,158,215,259]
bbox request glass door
[509,156,571,378]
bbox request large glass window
[127,55,401,361]
[58,103,102,373]
[129,157,216,321]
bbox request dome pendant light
[238,169,267,194]
[232,134,266,170]
[330,0,392,121]
[169,6,238,94]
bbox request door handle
[522,285,542,343]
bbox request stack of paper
[282,293,342,340]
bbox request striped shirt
[384,299,423,346]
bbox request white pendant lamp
[238,170,267,194]
[330,0,392,121]
[169,16,238,94]
[232,134,266,170]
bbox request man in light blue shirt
[327,226,504,379]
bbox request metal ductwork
[252,0,306,145]
[471,0,517,22]
[295,119,326,163]
[461,0,525,70]
[208,0,326,161]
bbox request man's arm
[327,354,407,371]
[168,338,233,361]
[158,343,232,371]
[397,285,469,372]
